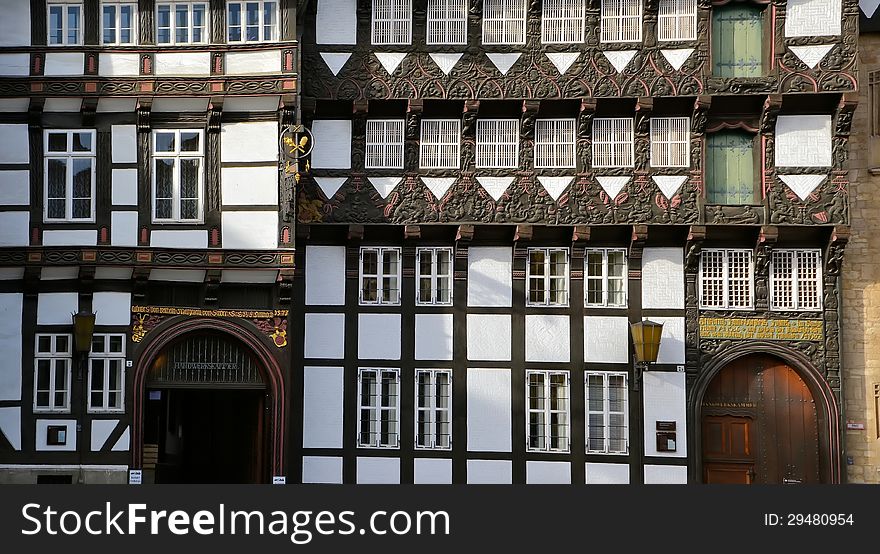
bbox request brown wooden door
[702,415,755,484]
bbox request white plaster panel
[42,230,98,246]
[93,292,132,326]
[302,456,344,484]
[41,267,78,280]
[0,170,30,205]
[223,96,281,112]
[110,211,138,247]
[0,294,23,401]
[775,115,832,167]
[221,166,278,205]
[0,2,30,46]
[316,0,358,44]
[43,98,83,112]
[310,120,352,169]
[0,125,29,163]
[358,313,401,360]
[112,426,130,451]
[220,121,278,163]
[305,246,346,306]
[651,316,685,365]
[0,212,29,246]
[525,315,570,363]
[785,0,841,37]
[526,461,572,484]
[37,292,79,325]
[302,366,344,448]
[44,53,84,76]
[0,407,21,450]
[90,420,118,451]
[154,52,211,76]
[97,98,138,113]
[0,98,30,112]
[304,314,345,359]
[585,462,631,484]
[98,53,140,77]
[584,316,630,364]
[356,457,400,484]
[642,248,684,309]
[467,247,512,307]
[414,458,453,484]
[221,211,278,249]
[644,464,688,484]
[415,314,454,360]
[149,269,206,282]
[643,371,687,458]
[0,54,29,76]
[149,230,208,249]
[225,50,282,75]
[467,460,512,484]
[36,420,77,452]
[111,169,138,205]
[151,98,209,113]
[220,270,278,283]
[467,368,512,452]
[0,268,24,280]
[94,267,133,280]
[111,125,137,164]
[467,314,511,361]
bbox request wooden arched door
[701,354,820,484]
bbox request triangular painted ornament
[314,177,347,200]
[486,53,521,75]
[368,177,403,199]
[778,174,827,201]
[429,53,463,76]
[420,177,457,200]
[788,45,834,69]
[476,177,515,201]
[375,53,407,74]
[537,176,574,201]
[660,49,694,71]
[603,50,637,73]
[546,52,580,75]
[596,176,630,199]
[320,52,352,76]
[652,176,688,199]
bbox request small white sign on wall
[128,470,142,485]
[272,476,286,485]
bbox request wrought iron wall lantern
[630,319,664,391]
[72,310,96,379]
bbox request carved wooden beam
[760,94,782,134]
[81,97,98,127]
[136,98,152,132]
[520,100,540,140]
[629,225,648,259]
[692,96,711,135]
[684,225,706,272]
[455,224,474,242]
[296,223,311,240]
[404,225,421,239]
[834,93,858,137]
[825,225,850,277]
[203,269,222,306]
[347,224,365,241]
[407,99,424,140]
[572,225,591,243]
[462,100,480,137]
[514,225,533,242]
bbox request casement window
[88,334,125,413]
[650,117,690,168]
[592,118,634,168]
[585,248,627,307]
[365,120,405,169]
[706,131,756,204]
[156,2,208,44]
[371,0,412,45]
[476,119,519,168]
[482,0,527,44]
[700,249,754,310]
[657,0,697,41]
[770,249,822,311]
[44,130,96,223]
[48,2,82,45]
[541,0,586,43]
[416,247,453,305]
[600,0,642,43]
[228,1,279,42]
[101,2,137,45]
[152,130,204,223]
[427,0,468,44]
[419,119,461,169]
[527,370,570,453]
[415,369,452,450]
[527,248,569,307]
[585,371,628,454]
[34,335,72,413]
[534,119,577,169]
[359,247,401,305]
[712,4,763,77]
[358,368,400,448]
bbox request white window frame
[426,0,468,45]
[534,118,577,169]
[699,248,754,310]
[526,370,571,453]
[527,247,570,307]
[88,334,126,414]
[47,1,83,46]
[371,0,413,45]
[584,248,628,307]
[585,371,629,454]
[419,119,461,169]
[600,0,642,43]
[155,2,209,45]
[657,0,697,42]
[359,246,402,306]
[101,2,138,45]
[476,119,519,169]
[415,369,452,450]
[650,117,690,168]
[769,249,823,312]
[43,129,96,223]
[151,129,205,223]
[592,117,634,168]
[482,0,527,45]
[416,247,454,306]
[34,334,72,414]
[227,1,279,43]
[357,368,400,449]
[541,0,586,44]
[365,119,405,169]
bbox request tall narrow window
[48,2,82,45]
[541,0,586,43]
[34,335,72,413]
[651,117,690,167]
[228,1,278,42]
[358,368,400,448]
[585,248,627,307]
[712,4,763,77]
[476,119,519,168]
[416,247,453,305]
[600,0,642,43]
[102,2,137,44]
[592,118,634,168]
[44,130,96,222]
[527,370,570,452]
[359,247,401,305]
[534,119,577,168]
[657,0,696,41]
[699,249,754,309]
[527,248,569,306]
[482,0,527,44]
[586,372,628,454]
[415,369,452,449]
[366,120,405,169]
[769,249,822,311]
[372,0,412,44]
[427,0,468,44]
[420,119,460,169]
[156,2,208,45]
[706,131,755,204]
[88,334,125,413]
[151,130,204,223]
